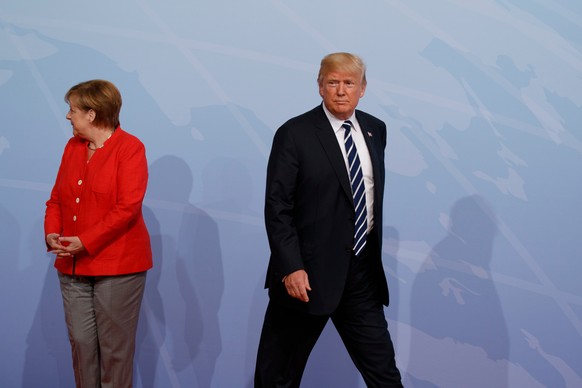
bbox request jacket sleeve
[78,139,148,255]
[44,141,71,241]
[264,124,304,280]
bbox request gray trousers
[58,271,147,388]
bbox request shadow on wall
[301,321,362,387]
[382,225,402,323]
[136,155,224,388]
[408,195,508,387]
[136,206,165,388]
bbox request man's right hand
[283,269,311,302]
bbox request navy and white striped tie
[343,120,367,256]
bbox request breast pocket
[91,178,115,202]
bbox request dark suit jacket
[264,105,389,315]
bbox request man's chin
[331,108,353,120]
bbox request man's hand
[284,269,311,302]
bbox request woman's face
[66,100,94,139]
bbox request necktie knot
[342,120,353,133]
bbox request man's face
[319,70,366,120]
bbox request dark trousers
[255,245,402,388]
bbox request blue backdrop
[1,1,581,387]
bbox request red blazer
[45,127,153,276]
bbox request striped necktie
[343,120,367,256]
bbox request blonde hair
[317,52,367,85]
[65,79,122,129]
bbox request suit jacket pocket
[299,241,315,263]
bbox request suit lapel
[357,111,384,223]
[313,107,353,203]
[357,111,381,181]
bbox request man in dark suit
[255,53,403,387]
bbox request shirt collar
[322,103,358,134]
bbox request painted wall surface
[1,1,581,387]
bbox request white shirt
[322,104,374,233]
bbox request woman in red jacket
[45,79,152,387]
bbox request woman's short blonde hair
[65,80,122,129]
[317,52,367,86]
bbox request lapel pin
[367,131,373,137]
